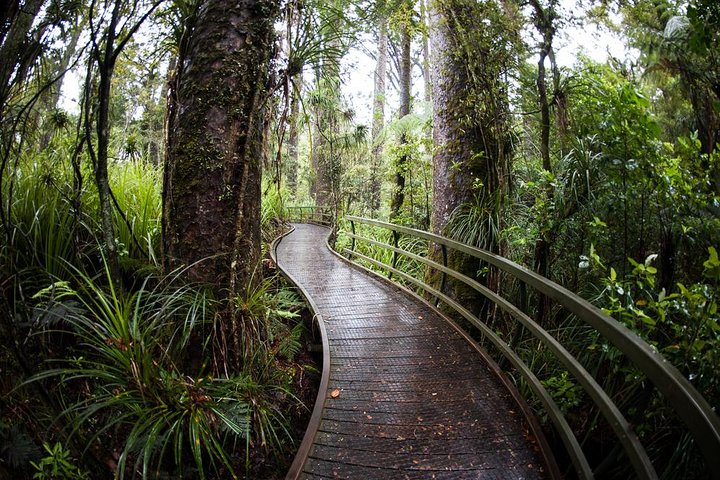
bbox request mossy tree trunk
[529,0,558,324]
[163,0,278,298]
[369,18,387,216]
[390,15,412,221]
[427,0,517,318]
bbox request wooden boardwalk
[276,224,554,479]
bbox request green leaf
[703,247,720,279]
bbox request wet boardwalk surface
[276,224,550,479]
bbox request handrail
[284,205,333,227]
[343,215,720,480]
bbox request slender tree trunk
[390,20,411,220]
[286,74,301,195]
[310,72,330,207]
[310,51,341,210]
[370,18,387,216]
[427,0,515,317]
[92,0,123,284]
[420,0,431,104]
[86,0,161,284]
[530,0,556,323]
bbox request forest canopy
[0,0,718,478]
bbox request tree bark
[90,0,123,284]
[163,0,278,298]
[390,18,411,220]
[369,18,387,216]
[427,0,515,316]
[0,0,44,116]
[420,0,432,104]
[530,0,557,324]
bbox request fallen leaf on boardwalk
[366,415,373,420]
[330,389,341,398]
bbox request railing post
[350,219,356,253]
[389,229,399,280]
[436,243,448,307]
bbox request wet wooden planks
[276,224,550,479]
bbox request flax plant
[28,261,251,479]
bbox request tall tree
[528,0,560,323]
[419,0,431,103]
[286,74,302,195]
[428,0,518,313]
[369,15,388,216]
[163,0,279,297]
[85,0,162,283]
[389,1,413,220]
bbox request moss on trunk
[427,0,518,318]
[163,0,278,297]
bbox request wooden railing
[284,205,333,227]
[341,215,720,480]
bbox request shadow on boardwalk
[276,223,554,480]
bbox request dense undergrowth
[335,61,720,478]
[0,154,318,479]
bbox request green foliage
[384,112,432,228]
[30,442,89,480]
[261,182,287,244]
[111,160,162,264]
[505,51,719,476]
[540,371,583,415]
[446,189,503,252]
[584,245,719,463]
[28,264,251,479]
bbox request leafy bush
[28,264,251,479]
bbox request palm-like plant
[29,263,251,479]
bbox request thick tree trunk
[369,18,387,216]
[428,0,514,317]
[390,22,411,220]
[163,0,278,298]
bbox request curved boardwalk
[276,224,552,480]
